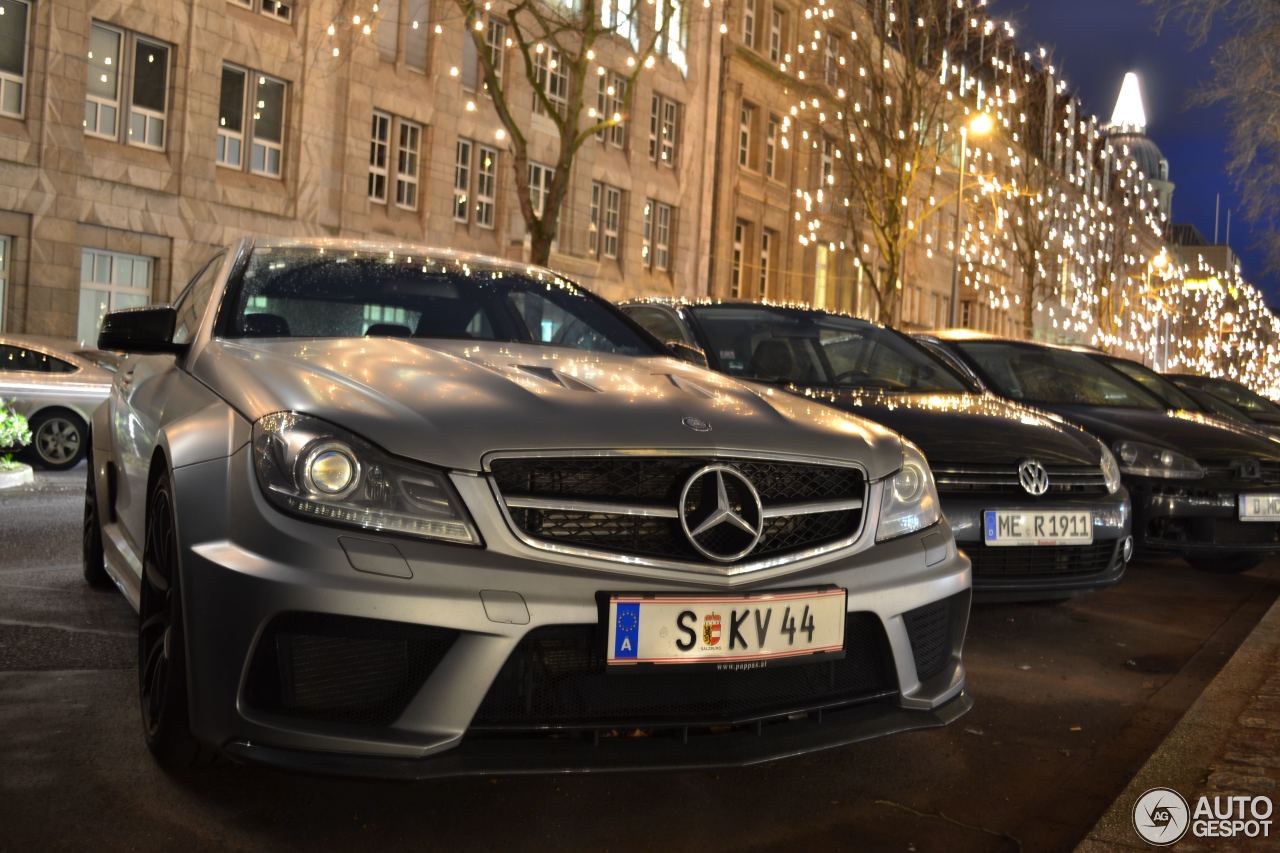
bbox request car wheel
[82,448,112,590]
[29,410,87,470]
[138,471,212,768]
[1186,554,1264,574]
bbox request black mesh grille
[903,598,952,681]
[965,541,1120,578]
[1146,515,1280,547]
[471,613,895,730]
[244,613,457,726]
[1200,461,1280,486]
[493,456,865,564]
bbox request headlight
[1112,440,1204,480]
[1099,444,1122,494]
[876,440,942,542]
[252,412,481,544]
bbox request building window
[533,47,568,117]
[590,182,621,259]
[742,0,755,48]
[731,220,747,298]
[475,144,497,228]
[601,0,638,48]
[482,18,506,94]
[759,229,774,298]
[658,0,687,72]
[596,72,626,147]
[768,6,783,63]
[0,235,8,331]
[85,24,171,150]
[528,162,554,218]
[217,65,287,178]
[404,0,429,70]
[821,137,834,185]
[765,114,779,178]
[0,0,30,118]
[369,111,390,202]
[648,94,680,165]
[453,138,472,222]
[738,103,754,168]
[230,0,292,21]
[824,33,839,86]
[395,119,421,209]
[377,1,399,61]
[78,249,152,345]
[653,201,672,271]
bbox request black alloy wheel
[138,471,210,768]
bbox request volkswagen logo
[682,416,712,432]
[678,465,764,562]
[1017,459,1050,496]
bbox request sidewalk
[1077,591,1280,851]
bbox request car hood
[195,338,904,476]
[1037,404,1280,462]
[787,389,1102,467]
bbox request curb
[1075,588,1280,851]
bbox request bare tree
[452,0,684,265]
[1150,0,1280,270]
[796,0,991,322]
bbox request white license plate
[983,510,1093,546]
[606,588,847,667]
[1239,494,1280,521]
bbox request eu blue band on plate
[613,602,639,658]
[984,511,997,541]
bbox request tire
[1186,553,1264,574]
[28,410,87,470]
[138,471,213,768]
[82,448,112,590]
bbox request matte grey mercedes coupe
[84,238,971,777]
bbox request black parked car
[926,332,1280,573]
[622,301,1132,601]
[1168,373,1280,437]
[1088,354,1268,434]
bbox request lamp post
[948,112,994,328]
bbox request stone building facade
[0,0,719,341]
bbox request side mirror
[666,340,708,368]
[97,306,184,354]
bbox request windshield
[1196,377,1280,415]
[221,246,660,356]
[688,305,970,393]
[1098,357,1201,410]
[953,341,1166,409]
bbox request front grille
[471,613,896,731]
[1147,515,1280,547]
[932,463,1107,495]
[491,455,866,567]
[903,598,952,681]
[964,541,1120,579]
[1200,460,1280,486]
[243,613,457,726]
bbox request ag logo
[702,612,722,646]
[1133,787,1190,846]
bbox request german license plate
[1239,494,1280,521]
[983,510,1093,546]
[606,588,847,668]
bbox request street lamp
[948,112,994,328]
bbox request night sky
[994,0,1277,302]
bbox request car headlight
[1099,444,1122,494]
[876,440,942,542]
[1112,440,1204,480]
[252,412,481,544]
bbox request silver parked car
[0,334,112,469]
[84,239,972,777]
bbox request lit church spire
[1109,71,1147,132]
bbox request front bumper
[943,489,1131,601]
[1131,477,1280,556]
[171,446,973,777]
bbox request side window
[173,253,225,345]
[0,344,76,372]
[626,307,688,344]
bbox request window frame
[216,63,288,179]
[528,162,554,218]
[731,220,747,298]
[602,185,621,259]
[216,64,246,169]
[453,137,472,223]
[368,110,391,203]
[742,0,756,48]
[759,228,773,298]
[768,6,783,63]
[765,114,779,178]
[738,102,755,169]
[248,72,287,178]
[474,144,498,229]
[0,0,31,120]
[394,118,421,210]
[126,36,170,151]
[84,22,124,141]
[77,248,154,346]
[533,47,568,117]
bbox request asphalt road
[2,467,1278,853]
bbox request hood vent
[515,365,601,392]
[664,373,715,400]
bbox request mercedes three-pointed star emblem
[678,465,765,562]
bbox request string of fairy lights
[324,0,1279,399]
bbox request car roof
[621,297,893,329]
[925,329,1104,355]
[0,333,85,357]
